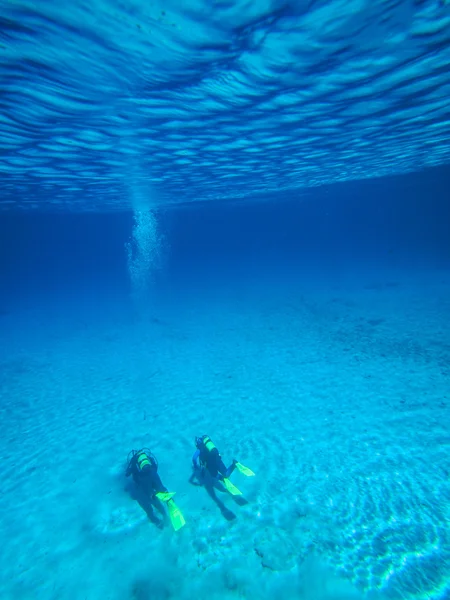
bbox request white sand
[1,274,449,600]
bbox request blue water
[1,0,450,209]
[1,2,450,600]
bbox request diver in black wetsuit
[189,435,255,521]
[126,449,168,528]
[125,448,186,531]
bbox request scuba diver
[192,435,255,496]
[126,448,185,531]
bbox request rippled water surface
[1,0,450,210]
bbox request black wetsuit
[193,442,235,479]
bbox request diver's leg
[149,469,169,519]
[225,460,237,477]
[216,454,236,479]
[207,455,219,479]
[135,474,163,527]
[210,451,237,494]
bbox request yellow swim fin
[155,491,176,503]
[167,499,186,531]
[222,477,242,496]
[235,462,255,477]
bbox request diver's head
[195,435,207,448]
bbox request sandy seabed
[1,275,449,600]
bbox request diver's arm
[192,449,201,469]
[189,449,203,485]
